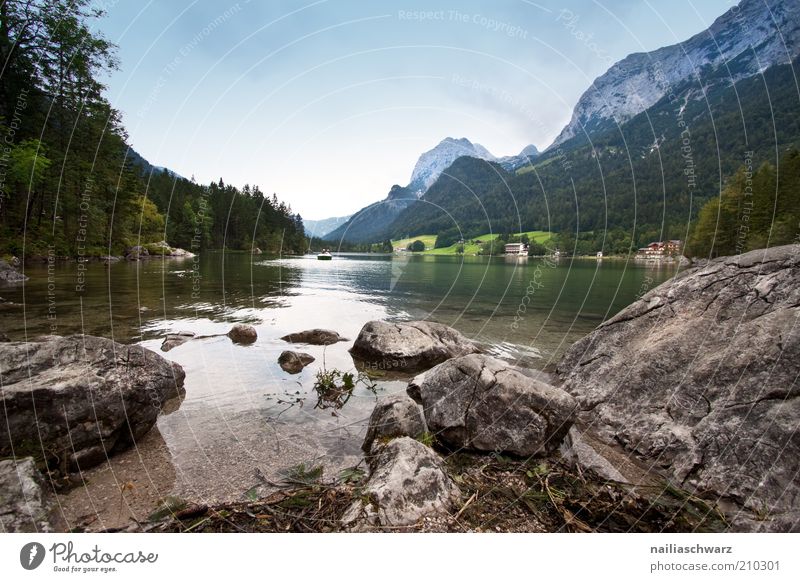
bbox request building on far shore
[504,242,529,256]
[635,240,683,260]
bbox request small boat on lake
[317,249,332,260]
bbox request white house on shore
[635,240,683,259]
[504,242,529,256]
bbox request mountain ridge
[550,0,800,149]
[326,137,513,243]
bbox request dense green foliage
[0,0,304,258]
[140,168,306,254]
[407,239,425,252]
[308,236,392,253]
[687,148,800,258]
[389,157,516,242]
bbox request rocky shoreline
[1,245,798,532]
[0,241,196,269]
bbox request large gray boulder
[0,458,54,532]
[342,437,460,528]
[557,245,800,517]
[0,335,185,471]
[0,259,27,283]
[409,354,577,457]
[362,393,427,454]
[350,320,479,372]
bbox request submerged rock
[0,258,27,283]
[362,393,427,454]
[228,324,257,344]
[350,320,479,372]
[0,335,185,471]
[0,457,54,532]
[277,350,315,374]
[161,331,195,352]
[342,437,460,529]
[409,354,577,457]
[281,329,345,345]
[557,244,800,516]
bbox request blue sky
[97,0,735,219]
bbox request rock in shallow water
[557,244,800,516]
[161,331,195,352]
[362,393,427,454]
[350,320,479,372]
[228,324,257,344]
[277,350,315,374]
[280,329,345,345]
[0,258,27,282]
[0,335,185,471]
[0,457,54,532]
[409,354,577,457]
[342,437,460,529]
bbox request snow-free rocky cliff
[326,137,538,242]
[407,137,496,196]
[551,0,800,148]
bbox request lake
[0,252,677,529]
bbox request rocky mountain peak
[407,137,497,195]
[550,0,800,148]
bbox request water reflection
[2,251,680,526]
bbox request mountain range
[302,215,352,239]
[551,0,800,148]
[323,139,538,243]
[316,0,800,247]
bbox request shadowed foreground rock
[0,335,185,471]
[409,354,577,457]
[362,392,427,454]
[558,245,800,522]
[0,458,54,532]
[350,320,479,372]
[342,437,459,529]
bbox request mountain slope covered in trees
[0,0,305,258]
[380,54,800,254]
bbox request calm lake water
[0,252,676,529]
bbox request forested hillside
[379,56,800,255]
[688,148,800,257]
[0,0,305,258]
